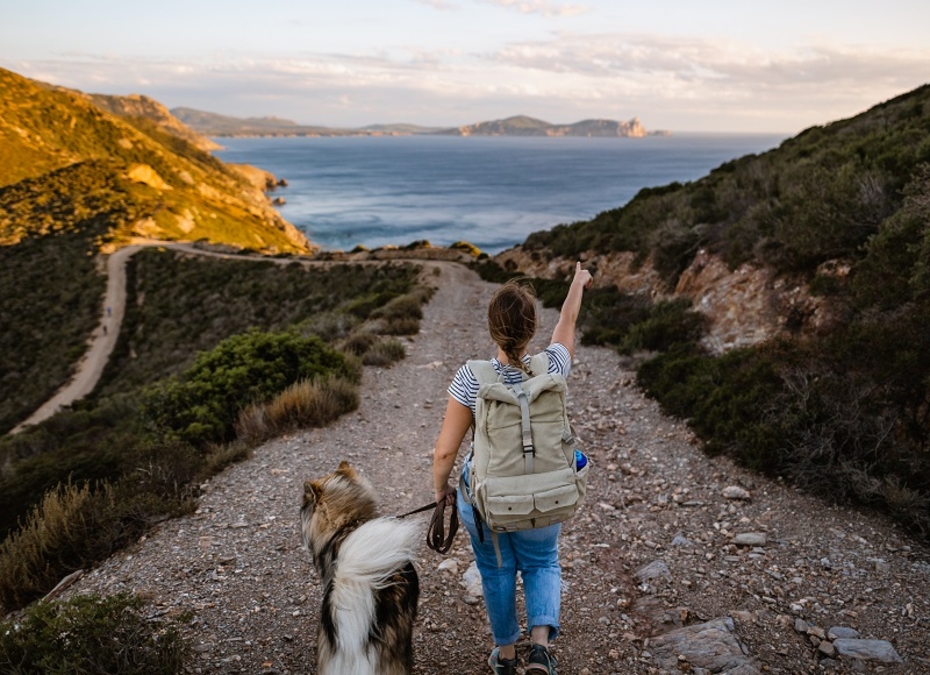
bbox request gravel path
[64,262,930,674]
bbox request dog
[300,460,422,675]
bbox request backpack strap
[510,380,535,475]
[529,352,551,377]
[467,360,500,385]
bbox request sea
[214,133,787,255]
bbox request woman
[432,262,592,675]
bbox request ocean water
[214,134,786,254]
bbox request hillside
[170,106,659,138]
[0,67,311,253]
[171,107,441,137]
[82,92,222,152]
[35,263,930,674]
[0,66,317,439]
[435,114,658,137]
[492,83,930,539]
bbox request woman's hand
[574,261,593,289]
[435,484,456,506]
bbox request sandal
[488,647,518,675]
[525,644,558,674]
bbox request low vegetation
[0,225,106,434]
[0,248,432,613]
[0,592,189,674]
[95,251,420,398]
[502,84,930,540]
[524,85,930,287]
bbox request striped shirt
[448,343,572,416]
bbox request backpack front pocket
[532,483,579,513]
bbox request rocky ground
[63,262,930,674]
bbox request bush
[377,316,421,336]
[637,344,785,465]
[340,331,379,356]
[362,338,407,366]
[0,476,191,612]
[618,299,709,354]
[234,377,359,444]
[143,330,356,446]
[450,240,482,257]
[96,252,419,398]
[371,294,423,321]
[0,592,189,674]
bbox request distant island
[436,114,669,138]
[170,108,670,139]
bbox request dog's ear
[336,460,358,479]
[303,480,322,507]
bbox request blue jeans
[457,479,562,646]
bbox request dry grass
[378,317,422,335]
[0,481,99,611]
[340,331,379,356]
[362,338,406,366]
[235,377,360,444]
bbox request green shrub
[96,252,418,398]
[618,299,709,354]
[143,330,356,447]
[0,592,189,674]
[636,322,930,538]
[637,344,786,466]
[470,258,520,284]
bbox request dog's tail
[328,516,421,662]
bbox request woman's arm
[432,395,474,504]
[551,261,593,359]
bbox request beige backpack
[465,353,589,534]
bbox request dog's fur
[301,461,421,675]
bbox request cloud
[5,31,928,132]
[489,33,930,97]
[475,0,588,18]
[413,0,460,9]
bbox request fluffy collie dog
[301,461,422,675]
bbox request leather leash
[396,490,459,554]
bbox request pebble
[833,639,904,663]
[732,532,767,547]
[52,263,929,674]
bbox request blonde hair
[488,280,537,374]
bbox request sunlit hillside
[0,67,311,253]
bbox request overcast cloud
[3,1,928,133]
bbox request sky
[2,0,928,134]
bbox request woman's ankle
[529,625,550,648]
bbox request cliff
[495,246,844,353]
[84,93,222,152]
[0,67,313,255]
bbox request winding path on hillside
[11,242,396,433]
[11,245,138,433]
[55,260,930,674]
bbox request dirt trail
[11,245,137,432]
[60,262,930,674]
[10,241,388,433]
